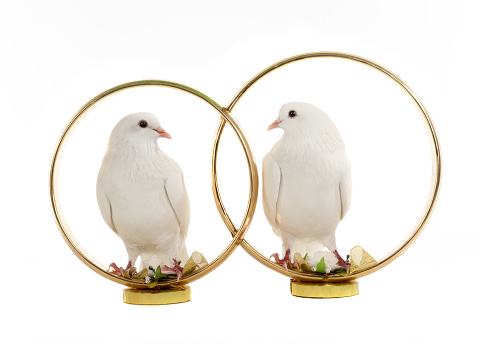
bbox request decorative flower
[145,276,151,284]
[305,251,342,274]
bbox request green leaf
[132,268,149,279]
[316,257,326,274]
[155,266,166,280]
[303,253,308,260]
[148,280,158,288]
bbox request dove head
[268,102,344,146]
[269,102,334,132]
[109,112,171,146]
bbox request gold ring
[50,80,259,288]
[212,52,441,282]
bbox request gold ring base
[290,280,359,298]
[123,285,191,305]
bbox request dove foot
[107,261,132,276]
[162,259,183,280]
[270,248,296,270]
[332,250,350,271]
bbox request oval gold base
[123,285,191,305]
[290,280,359,298]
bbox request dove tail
[177,241,189,266]
[139,252,171,270]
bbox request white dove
[263,102,351,270]
[97,112,190,278]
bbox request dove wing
[339,166,352,220]
[262,154,281,235]
[96,178,117,233]
[165,170,191,240]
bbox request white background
[1,1,478,358]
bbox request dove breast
[97,147,182,253]
[275,151,348,238]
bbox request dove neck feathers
[276,126,345,157]
[102,137,174,181]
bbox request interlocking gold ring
[49,80,258,288]
[212,52,441,282]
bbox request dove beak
[154,127,172,139]
[267,118,282,131]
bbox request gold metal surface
[290,280,359,298]
[212,52,441,283]
[49,80,258,289]
[123,286,191,305]
[349,246,377,274]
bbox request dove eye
[138,120,148,128]
[288,110,297,118]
